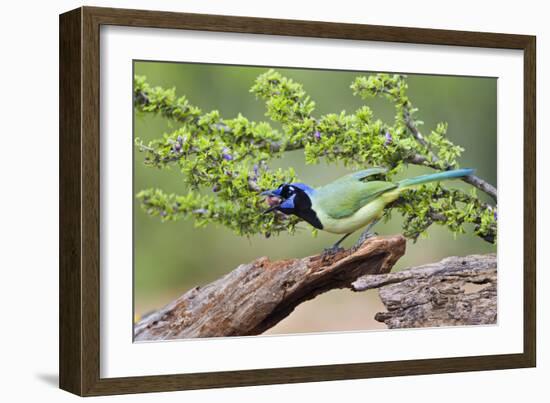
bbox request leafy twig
[134,71,497,243]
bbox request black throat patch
[296,208,323,230]
[292,192,323,230]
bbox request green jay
[261,167,474,252]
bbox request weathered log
[352,253,497,328]
[134,235,406,341]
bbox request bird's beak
[261,190,282,214]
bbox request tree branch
[352,253,497,328]
[135,83,496,202]
[135,74,497,242]
[134,235,406,341]
[404,117,497,202]
[403,109,431,150]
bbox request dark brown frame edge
[59,6,536,396]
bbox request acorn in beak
[260,190,282,214]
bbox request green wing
[330,167,388,184]
[314,180,397,219]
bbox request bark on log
[352,253,497,328]
[134,235,406,341]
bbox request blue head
[260,183,322,229]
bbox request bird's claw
[321,245,345,259]
[352,231,378,251]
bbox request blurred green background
[133,61,497,335]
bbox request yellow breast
[311,189,402,234]
[311,198,386,234]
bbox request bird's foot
[321,245,345,259]
[352,231,378,251]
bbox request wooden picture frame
[59,6,536,396]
